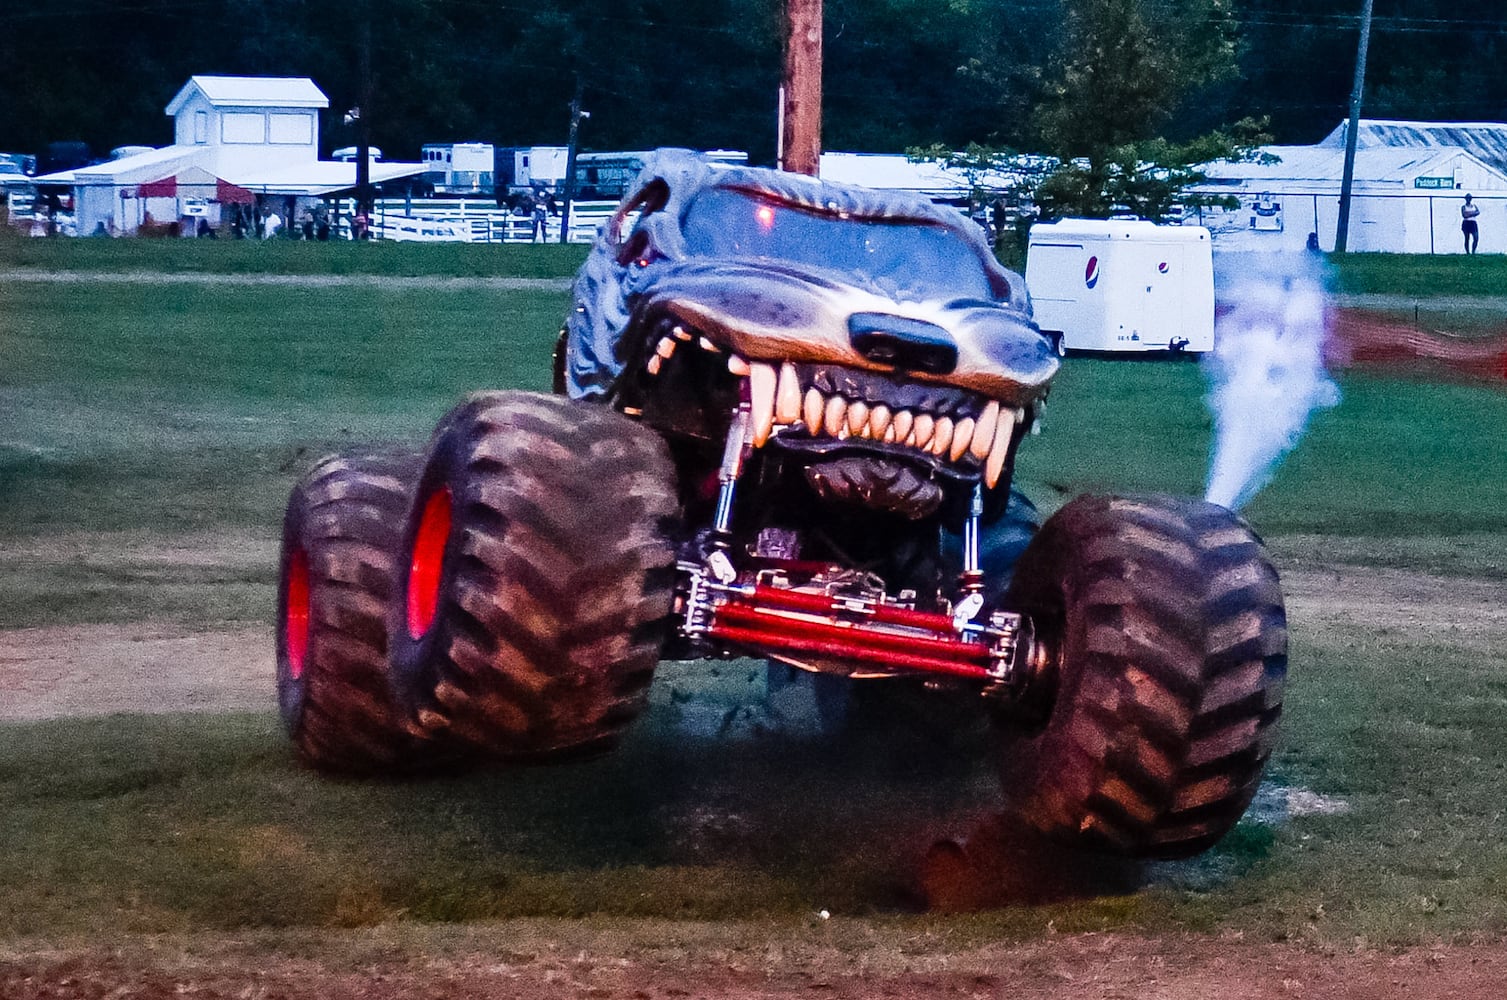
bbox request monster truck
[276,149,1287,858]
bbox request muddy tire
[276,450,438,772]
[997,494,1288,858]
[390,391,680,758]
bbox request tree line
[2,0,1503,169]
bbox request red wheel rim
[407,486,453,639]
[285,548,311,681]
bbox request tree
[1031,0,1242,218]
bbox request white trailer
[420,142,495,194]
[1025,219,1214,354]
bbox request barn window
[222,113,266,144]
[194,111,208,144]
[269,113,312,145]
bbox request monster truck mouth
[639,323,1024,488]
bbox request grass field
[3,266,1507,948]
[0,231,589,278]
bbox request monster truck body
[277,150,1288,860]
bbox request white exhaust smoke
[1203,254,1340,511]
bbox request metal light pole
[1334,0,1375,254]
[558,81,588,245]
[354,2,374,215]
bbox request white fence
[1189,190,1507,255]
[331,197,619,244]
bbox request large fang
[972,402,999,460]
[931,416,954,457]
[804,387,825,434]
[891,410,913,443]
[749,363,777,446]
[775,363,802,425]
[949,417,976,462]
[656,337,676,359]
[846,400,869,436]
[985,407,1017,488]
[825,395,848,436]
[728,355,751,377]
[699,336,722,353]
[868,404,891,439]
[646,354,662,376]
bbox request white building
[1192,122,1507,254]
[34,76,425,236]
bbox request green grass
[1327,252,1507,298]
[0,232,588,277]
[4,274,1507,945]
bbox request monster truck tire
[277,450,440,773]
[997,494,1287,858]
[389,391,680,758]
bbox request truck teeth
[825,395,848,436]
[913,413,935,449]
[949,417,975,462]
[749,363,777,447]
[931,416,954,456]
[716,359,1021,479]
[985,407,1017,488]
[804,387,825,435]
[971,401,999,460]
[846,400,869,436]
[891,410,913,442]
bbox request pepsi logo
[1158,261,1170,274]
[1084,255,1100,289]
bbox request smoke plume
[1203,254,1339,511]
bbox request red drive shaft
[707,601,996,682]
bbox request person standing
[1461,193,1481,254]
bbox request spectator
[299,207,315,241]
[1461,194,1481,254]
[530,197,548,242]
[352,210,371,240]
[263,209,282,239]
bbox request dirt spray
[1203,254,1340,511]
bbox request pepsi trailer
[1025,219,1214,355]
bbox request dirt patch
[0,622,271,721]
[2,929,1504,999]
[1,565,1502,723]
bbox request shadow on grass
[0,698,1272,933]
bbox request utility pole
[781,0,822,176]
[558,79,588,244]
[1334,0,1375,254]
[354,2,374,215]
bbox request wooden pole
[781,0,822,176]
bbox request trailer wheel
[277,450,443,772]
[997,494,1288,858]
[389,392,680,758]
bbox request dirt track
[4,927,1507,999]
[5,564,1504,723]
[4,564,1507,996]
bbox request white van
[1025,218,1214,354]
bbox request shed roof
[1318,118,1507,173]
[1201,144,1493,185]
[166,76,328,115]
